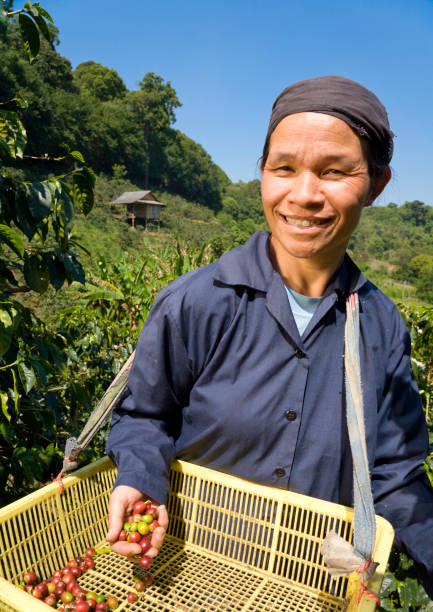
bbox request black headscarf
[263,75,394,167]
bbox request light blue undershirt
[285,286,322,336]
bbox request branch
[6,9,25,17]
[23,154,59,162]
[0,358,21,371]
[5,285,31,294]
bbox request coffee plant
[378,303,433,610]
[0,2,95,503]
[52,238,215,456]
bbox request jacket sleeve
[105,288,194,505]
[371,313,433,598]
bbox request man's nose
[288,171,323,207]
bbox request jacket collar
[214,231,368,297]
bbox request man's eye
[325,169,342,175]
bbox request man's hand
[106,485,168,559]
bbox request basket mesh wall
[0,456,393,612]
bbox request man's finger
[110,540,142,556]
[156,504,168,529]
[151,525,166,550]
[145,526,166,558]
[106,494,126,542]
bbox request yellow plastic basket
[0,456,393,611]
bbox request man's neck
[269,243,345,297]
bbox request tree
[0,25,231,204]
[0,2,95,502]
[399,200,433,228]
[126,72,181,188]
[138,72,181,125]
[223,179,263,225]
[164,130,226,211]
[73,61,127,102]
[409,254,433,302]
[0,17,78,158]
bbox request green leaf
[378,599,397,611]
[133,259,147,287]
[62,192,74,225]
[11,367,19,413]
[397,576,431,608]
[0,391,11,422]
[0,224,25,259]
[37,443,56,468]
[399,553,413,572]
[53,185,74,229]
[46,253,66,290]
[26,182,52,221]
[36,217,49,244]
[23,252,50,292]
[0,307,13,358]
[72,166,95,215]
[63,252,85,285]
[29,358,47,386]
[70,239,91,257]
[0,259,19,290]
[11,94,27,109]
[66,347,78,362]
[0,6,7,36]
[18,361,37,394]
[34,4,53,23]
[0,137,11,162]
[0,421,15,443]
[0,109,27,160]
[32,13,51,43]
[47,180,67,219]
[70,150,85,164]
[18,13,40,62]
[380,572,398,597]
[13,446,41,483]
[14,186,38,240]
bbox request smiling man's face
[261,112,381,276]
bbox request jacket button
[274,468,286,478]
[295,348,305,358]
[284,410,297,421]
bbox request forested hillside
[0,20,228,210]
[1,14,432,304]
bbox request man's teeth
[284,216,327,227]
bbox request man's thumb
[106,527,117,543]
[106,497,124,542]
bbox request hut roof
[110,190,166,206]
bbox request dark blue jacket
[106,231,433,595]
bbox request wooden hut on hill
[109,190,166,228]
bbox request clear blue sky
[19,0,433,206]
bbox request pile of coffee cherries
[118,500,159,570]
[20,548,119,610]
[19,500,160,609]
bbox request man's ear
[365,166,392,207]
